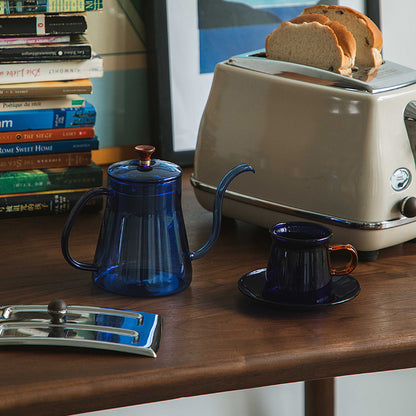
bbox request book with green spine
[0,0,103,15]
[0,162,102,194]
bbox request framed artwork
[145,0,380,165]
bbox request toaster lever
[400,197,416,218]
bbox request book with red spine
[0,127,95,144]
[0,151,92,171]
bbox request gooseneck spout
[190,163,255,261]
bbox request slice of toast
[302,5,382,68]
[265,14,356,75]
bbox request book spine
[0,137,99,157]
[0,0,103,15]
[0,95,85,111]
[0,14,87,37]
[0,102,96,131]
[0,162,103,194]
[0,54,103,85]
[0,35,70,46]
[0,43,91,61]
[0,188,103,218]
[0,151,92,171]
[0,79,93,99]
[0,127,95,143]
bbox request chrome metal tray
[0,300,162,357]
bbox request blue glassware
[264,222,358,304]
[61,145,254,297]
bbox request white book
[0,94,85,111]
[0,53,103,85]
[0,35,71,46]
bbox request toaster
[191,50,416,260]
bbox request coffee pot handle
[61,187,111,271]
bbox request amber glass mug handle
[328,244,358,276]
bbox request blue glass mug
[61,145,254,297]
[264,222,358,304]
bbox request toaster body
[192,52,416,255]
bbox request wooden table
[2,167,416,415]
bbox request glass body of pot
[92,175,191,297]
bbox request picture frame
[145,0,380,166]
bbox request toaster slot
[228,50,416,93]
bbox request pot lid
[108,145,182,184]
[0,299,161,356]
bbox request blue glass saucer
[238,268,360,310]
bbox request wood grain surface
[1,168,416,415]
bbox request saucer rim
[238,268,360,310]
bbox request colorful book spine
[0,101,96,131]
[0,188,103,218]
[0,151,92,171]
[0,34,91,62]
[0,95,85,112]
[0,126,95,144]
[0,136,98,157]
[0,14,87,37]
[0,35,70,46]
[0,79,93,99]
[0,0,103,15]
[0,162,103,194]
[0,53,103,85]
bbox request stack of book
[0,0,104,218]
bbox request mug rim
[270,221,332,244]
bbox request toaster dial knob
[400,197,416,218]
[390,168,411,191]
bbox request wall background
[86,0,149,162]
[78,0,416,415]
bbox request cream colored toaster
[192,50,416,260]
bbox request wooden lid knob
[135,145,155,166]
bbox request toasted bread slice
[265,14,356,75]
[302,5,382,68]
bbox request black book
[0,34,92,62]
[0,13,87,37]
[0,188,103,218]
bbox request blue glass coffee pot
[62,145,254,297]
